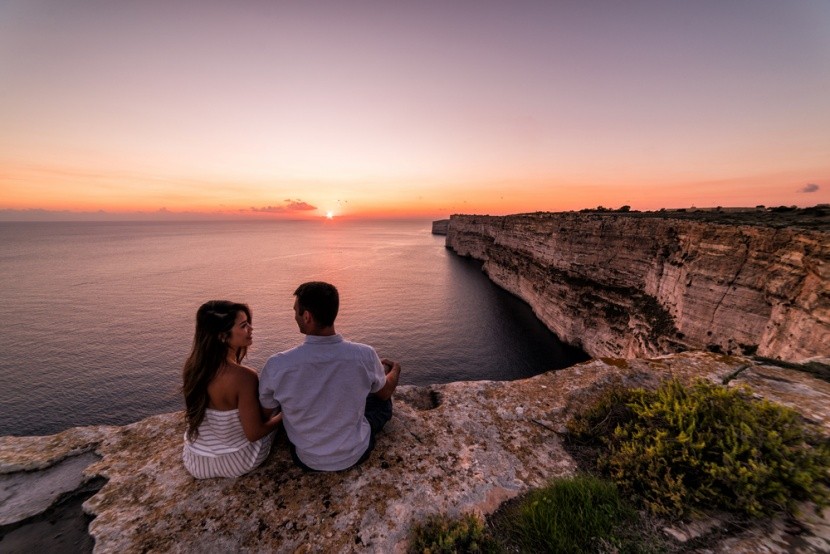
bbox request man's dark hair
[294,281,339,328]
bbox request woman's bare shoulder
[223,362,259,383]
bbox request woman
[182,300,282,478]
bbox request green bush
[567,382,636,445]
[408,512,500,554]
[502,475,638,553]
[569,379,830,518]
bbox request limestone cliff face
[431,219,449,235]
[446,213,829,361]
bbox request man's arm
[373,358,401,401]
[238,368,282,442]
[258,358,281,412]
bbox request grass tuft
[408,512,500,554]
[498,474,641,553]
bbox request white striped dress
[182,409,274,479]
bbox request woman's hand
[265,411,283,430]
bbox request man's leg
[364,394,393,435]
[349,395,392,468]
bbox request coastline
[445,211,829,361]
[3,209,828,550]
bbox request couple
[181,281,402,478]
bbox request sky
[1,0,829,220]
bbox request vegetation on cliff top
[492,475,646,553]
[408,475,649,554]
[408,378,830,553]
[568,378,830,518]
[499,204,830,231]
[408,512,500,554]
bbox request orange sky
[1,1,829,220]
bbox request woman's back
[183,364,276,479]
[206,363,247,410]
[185,408,250,455]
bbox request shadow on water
[417,249,588,384]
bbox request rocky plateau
[2,353,829,552]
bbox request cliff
[431,219,449,235]
[446,213,829,361]
[2,353,829,552]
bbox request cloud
[798,183,820,193]
[248,199,317,213]
[285,199,317,211]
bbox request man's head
[293,281,339,334]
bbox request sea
[0,219,587,437]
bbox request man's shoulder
[339,338,376,353]
[263,344,305,368]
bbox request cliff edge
[2,353,829,552]
[431,219,449,235]
[446,212,829,361]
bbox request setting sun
[325,211,334,220]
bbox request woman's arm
[237,369,282,442]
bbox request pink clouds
[246,199,317,213]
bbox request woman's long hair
[182,300,251,440]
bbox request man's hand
[375,358,401,400]
[381,358,400,376]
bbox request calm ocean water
[0,219,586,436]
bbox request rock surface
[446,213,830,361]
[431,219,449,235]
[0,452,100,525]
[1,352,828,552]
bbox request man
[259,281,401,471]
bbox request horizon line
[2,203,827,223]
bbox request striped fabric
[182,409,274,479]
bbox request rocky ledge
[446,213,829,361]
[1,352,829,552]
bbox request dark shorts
[290,395,393,472]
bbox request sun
[325,211,334,220]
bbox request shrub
[567,383,637,446]
[408,512,500,554]
[569,379,830,518]
[501,475,638,553]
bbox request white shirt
[259,334,386,471]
